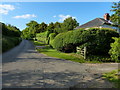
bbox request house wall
[101,24,120,34]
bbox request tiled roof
[75,18,111,29]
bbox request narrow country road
[2,40,119,88]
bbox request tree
[26,20,39,38]
[47,22,54,33]
[37,22,47,33]
[2,22,21,37]
[61,17,79,32]
[54,22,62,34]
[21,28,30,39]
[110,2,120,26]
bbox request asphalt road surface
[2,40,119,88]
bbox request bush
[79,28,119,55]
[36,31,51,44]
[53,28,119,54]
[109,37,120,62]
[48,33,57,46]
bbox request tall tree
[110,2,120,26]
[61,17,79,32]
[54,22,62,34]
[26,20,39,38]
[37,22,47,33]
[47,22,54,33]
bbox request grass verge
[32,40,106,63]
[102,69,120,88]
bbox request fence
[77,47,87,59]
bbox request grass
[32,40,107,63]
[102,69,120,88]
[38,47,85,63]
[33,40,47,46]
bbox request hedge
[48,33,57,46]
[2,36,22,52]
[36,31,51,44]
[52,28,119,54]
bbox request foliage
[109,37,120,62]
[22,20,39,39]
[1,22,21,37]
[103,69,120,88]
[110,2,120,26]
[2,35,22,52]
[79,28,119,55]
[53,28,119,54]
[36,31,51,44]
[54,22,62,34]
[37,22,47,33]
[1,22,22,52]
[48,33,57,45]
[47,22,54,33]
[60,17,79,33]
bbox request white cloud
[58,14,76,22]
[0,4,15,14]
[13,14,37,19]
[53,15,56,18]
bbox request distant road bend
[2,40,118,88]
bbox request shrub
[109,37,120,62]
[2,36,22,52]
[53,28,119,54]
[36,31,51,44]
[79,28,119,55]
[48,33,57,46]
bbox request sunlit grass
[37,46,85,63]
[32,40,106,63]
[102,69,120,88]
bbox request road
[2,40,119,88]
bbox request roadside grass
[32,40,107,63]
[37,46,85,63]
[33,41,47,46]
[102,69,120,88]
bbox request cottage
[75,13,120,34]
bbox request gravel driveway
[2,40,119,88]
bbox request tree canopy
[22,17,79,39]
[1,22,21,37]
[110,2,120,26]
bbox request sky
[0,2,116,31]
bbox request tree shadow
[2,67,114,88]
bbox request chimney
[104,13,110,21]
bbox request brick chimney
[103,13,110,21]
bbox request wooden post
[84,47,87,59]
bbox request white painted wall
[101,24,120,34]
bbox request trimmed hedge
[52,28,119,54]
[36,31,50,44]
[48,33,57,46]
[2,36,22,52]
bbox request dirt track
[2,40,119,88]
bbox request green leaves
[110,2,120,25]
[109,37,120,62]
[1,22,21,37]
[53,28,119,54]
